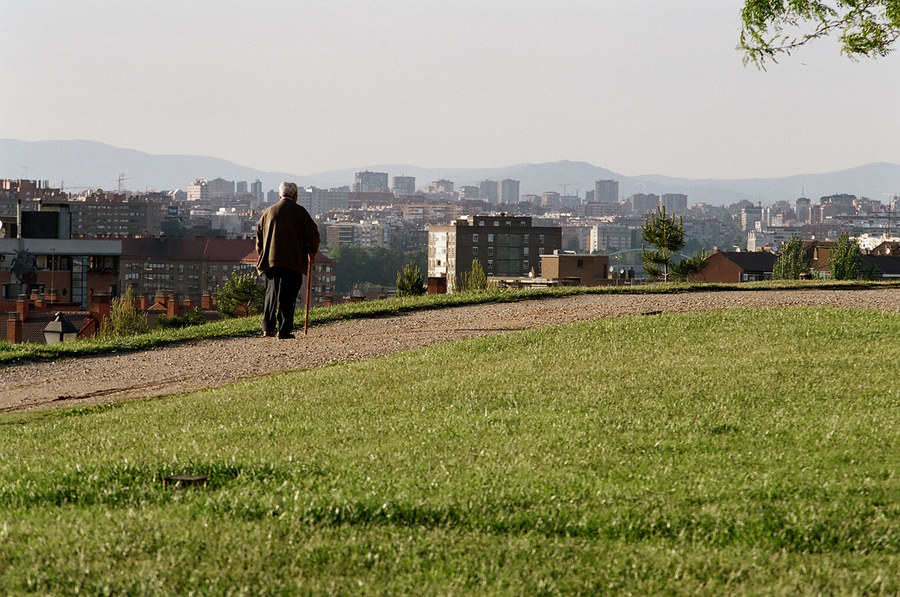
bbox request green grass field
[2,303,900,594]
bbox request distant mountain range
[3,139,900,206]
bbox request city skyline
[2,1,899,182]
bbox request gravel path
[2,289,898,414]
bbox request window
[523,247,529,256]
[472,233,478,243]
[523,260,530,270]
[539,234,545,243]
[487,259,493,269]
[487,247,494,256]
[472,247,479,256]
[493,221,499,227]
[488,234,494,244]
[524,234,529,243]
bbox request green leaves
[641,206,708,282]
[395,261,427,297]
[830,231,863,280]
[740,0,900,66]
[773,235,812,279]
[457,259,488,293]
[215,272,265,318]
[98,285,148,338]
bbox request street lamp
[43,312,78,344]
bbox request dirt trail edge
[3,289,898,414]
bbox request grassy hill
[2,300,900,594]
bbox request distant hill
[2,138,899,206]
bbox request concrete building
[187,179,210,202]
[595,180,619,203]
[0,204,122,308]
[498,179,520,204]
[479,180,499,204]
[624,193,660,215]
[250,180,264,205]
[391,176,416,196]
[661,193,688,215]
[458,185,480,200]
[207,178,235,200]
[589,223,633,253]
[68,195,164,238]
[540,253,609,286]
[741,206,764,232]
[427,213,562,292]
[431,179,454,194]
[120,237,257,304]
[302,187,350,217]
[354,171,389,193]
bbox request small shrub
[216,272,265,318]
[99,286,148,338]
[457,260,487,293]
[396,261,427,297]
[156,306,208,330]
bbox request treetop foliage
[740,0,900,66]
[773,235,812,279]
[456,259,488,293]
[830,231,864,280]
[99,285,148,338]
[396,261,427,297]
[216,272,265,318]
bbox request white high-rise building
[187,178,209,202]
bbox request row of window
[471,233,545,244]
[476,220,528,227]
[473,247,537,257]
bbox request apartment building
[120,238,257,304]
[428,214,562,292]
[68,195,164,237]
[354,171,389,193]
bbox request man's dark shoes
[262,331,276,338]
[276,333,296,339]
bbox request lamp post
[43,311,78,344]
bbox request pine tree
[641,206,685,282]
[396,261,427,297]
[216,272,265,318]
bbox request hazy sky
[3,1,899,180]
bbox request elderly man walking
[256,181,320,339]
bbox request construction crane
[116,173,133,193]
[559,183,579,197]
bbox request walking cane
[304,255,313,335]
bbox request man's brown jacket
[255,199,321,275]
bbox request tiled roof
[719,251,777,271]
[21,311,92,345]
[122,238,255,262]
[862,254,900,276]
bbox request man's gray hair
[279,181,299,199]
